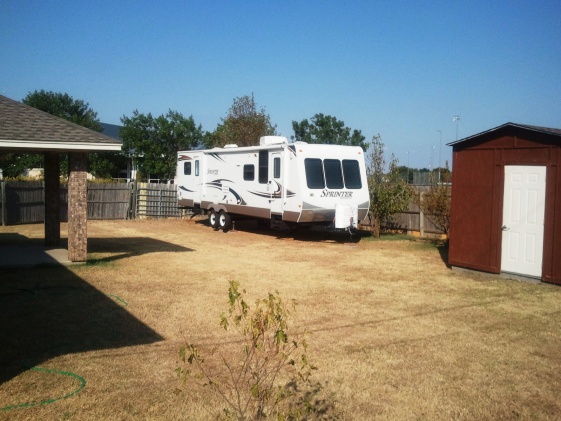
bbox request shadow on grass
[194,218,366,244]
[0,233,170,385]
[87,236,194,263]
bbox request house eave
[0,139,122,152]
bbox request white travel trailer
[176,136,370,232]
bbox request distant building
[100,123,137,181]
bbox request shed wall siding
[544,156,561,284]
[449,149,500,272]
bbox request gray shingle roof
[0,94,121,152]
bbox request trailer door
[269,152,283,215]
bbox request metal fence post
[419,191,425,238]
[1,181,6,226]
[131,181,138,219]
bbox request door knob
[501,225,509,231]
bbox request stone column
[68,152,88,261]
[44,152,60,247]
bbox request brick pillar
[44,152,61,247]
[68,152,88,262]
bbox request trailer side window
[258,151,268,184]
[342,160,362,189]
[244,164,255,181]
[195,160,199,176]
[273,157,281,179]
[324,159,344,189]
[184,162,191,175]
[304,158,325,189]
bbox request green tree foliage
[207,94,276,148]
[120,110,203,180]
[88,152,129,180]
[23,90,102,131]
[367,135,412,237]
[291,113,368,151]
[0,153,43,179]
[177,281,334,420]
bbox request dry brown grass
[1,219,560,420]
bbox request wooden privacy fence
[1,181,133,225]
[88,183,132,220]
[387,186,449,237]
[1,181,46,226]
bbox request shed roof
[447,122,561,147]
[0,94,121,152]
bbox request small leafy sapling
[177,281,318,420]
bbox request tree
[0,153,43,179]
[367,135,412,237]
[417,163,452,237]
[88,151,129,180]
[208,94,276,148]
[291,113,368,151]
[23,90,102,131]
[120,109,203,181]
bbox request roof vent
[260,136,288,146]
[223,144,238,148]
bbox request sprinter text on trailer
[176,136,370,232]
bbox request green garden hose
[1,291,127,411]
[107,293,128,306]
[0,367,86,411]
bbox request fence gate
[135,183,180,218]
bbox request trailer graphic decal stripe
[248,190,296,199]
[178,186,194,192]
[205,180,247,205]
[249,191,275,198]
[208,153,225,162]
[248,183,295,199]
[227,188,246,205]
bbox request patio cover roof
[0,94,121,152]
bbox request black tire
[218,211,232,232]
[209,210,219,229]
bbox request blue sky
[2,1,560,168]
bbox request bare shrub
[177,281,337,420]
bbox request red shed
[448,123,561,285]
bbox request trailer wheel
[209,210,219,229]
[218,211,232,232]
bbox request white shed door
[501,166,546,277]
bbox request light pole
[429,145,435,184]
[406,151,410,184]
[453,115,460,141]
[437,130,442,183]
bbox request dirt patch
[1,219,561,419]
